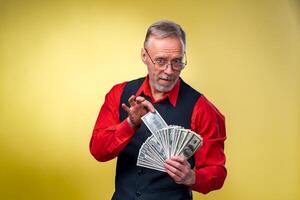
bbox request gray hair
[144,20,186,50]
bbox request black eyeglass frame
[144,48,187,71]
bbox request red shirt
[90,76,227,194]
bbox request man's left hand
[164,156,195,186]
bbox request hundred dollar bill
[137,161,166,172]
[137,143,164,166]
[147,135,167,160]
[137,141,165,171]
[178,131,203,159]
[174,129,191,156]
[137,124,204,172]
[141,109,168,137]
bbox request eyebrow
[154,55,183,60]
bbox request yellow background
[1,0,299,199]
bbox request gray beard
[150,79,176,93]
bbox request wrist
[127,117,141,129]
[186,169,196,186]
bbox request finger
[165,168,182,183]
[171,156,191,168]
[121,103,130,113]
[128,95,136,107]
[165,159,186,175]
[141,100,155,112]
[165,159,185,171]
[135,96,145,104]
[182,159,191,168]
[165,163,184,182]
[165,162,183,175]
[170,156,185,164]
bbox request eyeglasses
[144,48,187,71]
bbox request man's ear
[141,48,147,64]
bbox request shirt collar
[136,75,180,107]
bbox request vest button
[137,169,144,175]
[136,191,141,197]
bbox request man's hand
[122,95,155,128]
[164,156,195,186]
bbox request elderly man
[90,20,227,200]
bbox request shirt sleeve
[190,96,227,194]
[89,82,137,162]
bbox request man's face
[142,36,184,94]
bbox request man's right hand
[121,95,155,128]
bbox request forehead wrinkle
[147,36,184,53]
[153,49,183,59]
[150,46,183,56]
[151,44,183,53]
[155,49,182,53]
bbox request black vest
[112,77,201,200]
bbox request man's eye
[155,58,166,65]
[172,59,182,64]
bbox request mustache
[159,75,175,81]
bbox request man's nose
[163,63,175,74]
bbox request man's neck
[151,88,165,101]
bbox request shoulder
[192,95,225,125]
[195,95,225,120]
[109,82,127,93]
[191,95,226,138]
[111,77,145,91]
[122,77,146,89]
[103,82,127,106]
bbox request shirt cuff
[191,169,212,194]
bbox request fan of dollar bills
[137,110,203,172]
